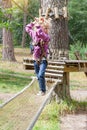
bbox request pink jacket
[25,23,50,60]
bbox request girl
[25,17,50,96]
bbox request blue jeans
[34,60,47,92]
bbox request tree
[11,0,39,47]
[2,0,16,61]
[21,0,28,47]
[41,0,70,99]
[68,0,87,44]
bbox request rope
[39,0,41,8]
[26,80,59,130]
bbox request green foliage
[33,102,60,130]
[0,7,14,30]
[0,7,4,23]
[25,0,40,46]
[0,99,3,104]
[34,99,87,130]
[69,0,87,44]
[69,41,87,60]
[0,0,39,46]
[12,0,39,46]
[0,73,31,93]
[12,8,23,45]
[1,0,87,46]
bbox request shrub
[69,41,87,60]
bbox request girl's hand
[34,17,39,22]
[32,21,36,24]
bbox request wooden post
[74,51,87,77]
[54,7,59,19]
[45,8,51,19]
[63,6,67,18]
[39,8,42,17]
[54,72,70,102]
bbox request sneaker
[41,91,46,96]
[37,91,42,96]
[37,91,46,96]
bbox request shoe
[37,91,46,96]
[41,91,46,96]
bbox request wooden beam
[74,51,87,76]
[23,58,87,73]
[85,52,87,57]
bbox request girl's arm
[36,27,50,42]
[25,23,35,38]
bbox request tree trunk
[2,0,16,61]
[41,0,70,99]
[21,0,28,47]
[2,28,16,61]
[21,12,27,47]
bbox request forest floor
[0,48,87,130]
[60,89,87,130]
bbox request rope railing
[0,76,61,130]
[0,77,35,108]
[26,80,59,130]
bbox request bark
[21,12,27,47]
[21,0,28,47]
[41,0,70,99]
[2,0,16,61]
[2,28,16,61]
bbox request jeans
[34,60,47,92]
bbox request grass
[33,102,61,130]
[0,71,86,130]
[0,68,34,77]
[0,47,34,93]
[33,99,87,130]
[33,71,87,130]
[0,73,32,93]
[0,47,87,130]
[0,100,3,104]
[70,72,87,90]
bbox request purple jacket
[25,23,50,60]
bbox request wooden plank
[23,63,33,66]
[64,66,80,72]
[23,58,87,73]
[45,78,62,83]
[47,65,64,69]
[23,63,64,70]
[65,60,87,63]
[46,69,64,74]
[45,72,63,79]
[23,58,87,63]
[74,51,87,76]
[23,64,34,70]
[23,62,87,72]
[48,60,65,65]
[45,72,63,77]
[30,76,62,83]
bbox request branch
[12,0,34,19]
